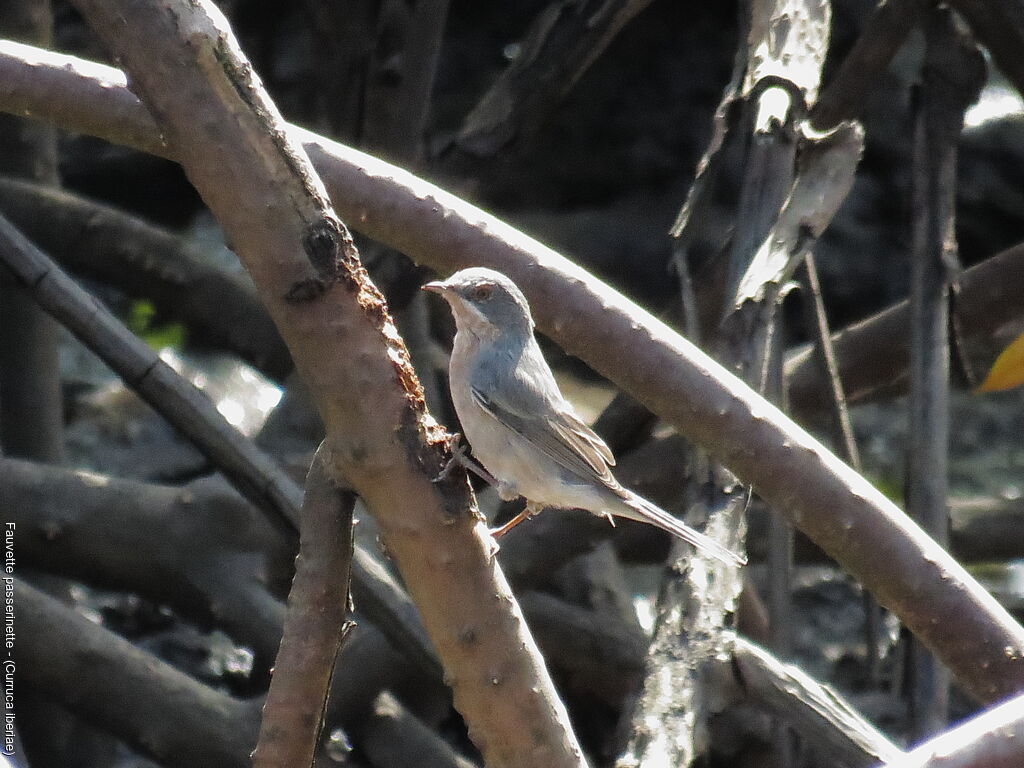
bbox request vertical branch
[253,448,356,768]
[370,0,450,165]
[905,9,984,739]
[796,252,882,680]
[0,0,63,463]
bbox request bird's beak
[421,280,451,297]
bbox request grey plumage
[424,267,744,567]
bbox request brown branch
[734,637,905,767]
[14,578,261,767]
[0,210,301,537]
[456,0,654,155]
[810,0,926,130]
[0,177,292,381]
[0,210,438,681]
[787,241,1024,417]
[254,449,356,767]
[65,3,586,767]
[9,38,1024,417]
[948,0,1024,109]
[4,41,1024,703]
[881,691,1024,768]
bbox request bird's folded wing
[471,386,616,485]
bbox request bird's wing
[471,385,617,485]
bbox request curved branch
[734,637,904,767]
[63,4,586,766]
[2,41,1024,702]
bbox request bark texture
[67,3,586,766]
[3,40,1024,703]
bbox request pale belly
[449,335,609,512]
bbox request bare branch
[2,41,1024,703]
[456,0,654,155]
[65,2,587,765]
[0,177,292,380]
[254,450,356,767]
[734,637,905,767]
[882,690,1024,768]
[14,578,260,767]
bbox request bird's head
[422,267,534,339]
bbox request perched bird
[423,267,744,567]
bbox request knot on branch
[302,216,344,282]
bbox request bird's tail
[617,492,746,567]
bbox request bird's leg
[490,501,544,538]
[433,432,500,487]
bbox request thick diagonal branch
[0,210,435,679]
[64,3,586,766]
[2,40,1024,702]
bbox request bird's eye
[470,284,493,301]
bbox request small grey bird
[423,267,744,566]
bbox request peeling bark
[2,39,1024,703]
[66,3,587,765]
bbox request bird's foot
[433,433,499,487]
[489,502,544,539]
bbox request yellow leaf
[978,332,1024,393]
